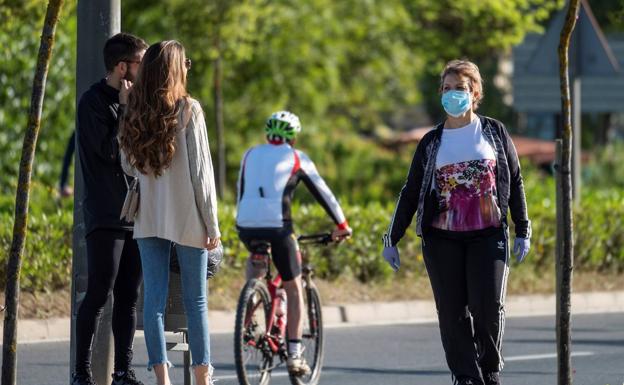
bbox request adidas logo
[497,241,505,250]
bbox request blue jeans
[137,237,211,370]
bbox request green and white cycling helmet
[265,110,301,142]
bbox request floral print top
[431,119,502,231]
[431,159,501,231]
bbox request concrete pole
[70,1,120,383]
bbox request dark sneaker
[111,369,144,385]
[456,378,480,385]
[484,372,501,385]
[72,373,97,385]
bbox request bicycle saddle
[248,239,271,255]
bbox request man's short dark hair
[103,33,148,72]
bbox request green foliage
[0,0,563,200]
[4,164,624,292]
[120,0,560,196]
[403,0,563,67]
[0,1,76,192]
[575,189,624,271]
[0,182,73,292]
[413,0,565,122]
[293,130,414,202]
[3,0,620,294]
[589,0,624,33]
[217,201,421,283]
[583,142,624,190]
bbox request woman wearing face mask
[381,59,531,385]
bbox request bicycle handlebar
[297,233,334,245]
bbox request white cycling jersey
[236,143,347,229]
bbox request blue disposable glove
[383,246,400,272]
[513,237,530,263]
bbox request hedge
[2,173,624,292]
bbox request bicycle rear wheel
[289,281,324,385]
[234,278,274,385]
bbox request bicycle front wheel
[234,278,274,385]
[290,281,324,385]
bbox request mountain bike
[234,233,333,385]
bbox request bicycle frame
[241,252,286,357]
[263,260,286,356]
[236,232,334,385]
[243,233,331,357]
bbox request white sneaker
[208,365,217,385]
[287,355,311,376]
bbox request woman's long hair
[120,40,189,177]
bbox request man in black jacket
[73,33,148,385]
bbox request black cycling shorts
[238,227,301,281]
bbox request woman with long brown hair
[119,40,220,385]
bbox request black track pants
[422,227,509,384]
[74,230,142,375]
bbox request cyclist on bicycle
[236,110,352,376]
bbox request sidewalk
[8,291,624,343]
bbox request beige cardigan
[121,98,220,249]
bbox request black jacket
[384,115,531,247]
[77,79,133,235]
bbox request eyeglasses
[184,58,192,70]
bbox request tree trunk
[213,37,226,198]
[1,1,64,384]
[557,1,580,385]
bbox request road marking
[325,318,439,329]
[505,351,594,362]
[216,371,290,381]
[215,354,598,380]
[216,352,597,380]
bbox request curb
[7,291,624,343]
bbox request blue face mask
[441,90,471,118]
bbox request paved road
[14,313,624,385]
